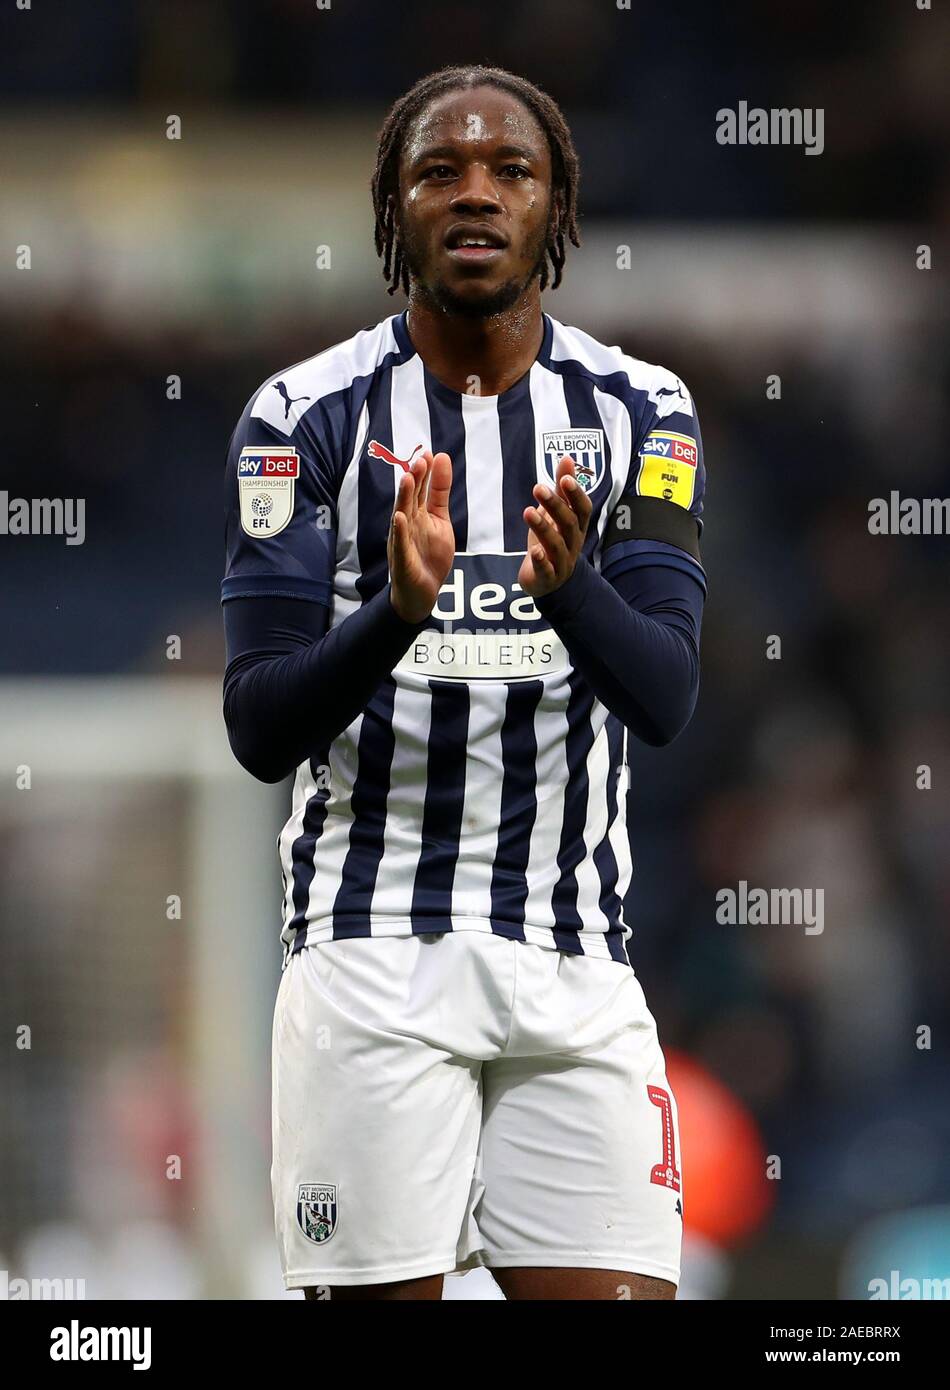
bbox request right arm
[221,429,454,783]
[223,587,429,783]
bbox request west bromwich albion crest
[539,429,605,494]
[296,1183,338,1244]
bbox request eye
[422,164,455,180]
[501,164,530,178]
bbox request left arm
[534,554,703,746]
[521,377,707,745]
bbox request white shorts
[271,931,683,1290]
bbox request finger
[392,468,414,520]
[424,452,453,520]
[557,459,593,531]
[527,541,556,582]
[389,506,411,571]
[410,453,430,518]
[389,477,413,567]
[532,481,579,543]
[524,505,568,570]
[415,451,434,514]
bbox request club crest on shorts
[296,1183,338,1244]
[539,429,605,494]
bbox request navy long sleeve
[223,586,430,782]
[223,558,704,783]
[535,557,704,747]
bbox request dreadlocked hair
[371,65,581,296]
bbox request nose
[449,162,503,216]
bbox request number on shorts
[647,1084,681,1192]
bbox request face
[396,85,556,318]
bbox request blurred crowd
[3,0,949,224]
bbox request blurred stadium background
[1,0,949,1299]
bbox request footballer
[222,65,706,1301]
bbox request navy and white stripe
[223,311,705,967]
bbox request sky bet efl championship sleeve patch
[635,429,698,509]
[238,447,299,537]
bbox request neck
[405,284,545,396]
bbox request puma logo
[273,380,311,420]
[367,439,424,472]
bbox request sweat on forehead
[403,88,546,154]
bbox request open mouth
[444,223,507,265]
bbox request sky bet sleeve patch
[634,430,698,509]
[238,447,299,537]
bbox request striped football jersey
[223,311,706,965]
